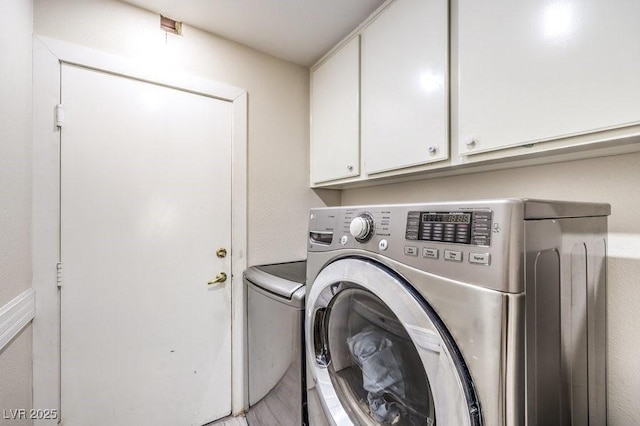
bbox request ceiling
[120,0,386,67]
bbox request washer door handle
[312,308,329,367]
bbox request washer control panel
[405,210,492,246]
[309,200,531,293]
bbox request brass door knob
[216,248,227,258]
[208,272,227,285]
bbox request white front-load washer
[305,199,609,425]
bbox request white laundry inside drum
[348,327,405,423]
[325,286,436,425]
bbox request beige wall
[0,0,33,424]
[342,151,640,425]
[34,0,337,267]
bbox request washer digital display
[406,211,492,246]
[421,213,471,224]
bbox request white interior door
[60,64,233,426]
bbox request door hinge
[55,104,65,128]
[56,262,63,288]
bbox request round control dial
[349,213,374,242]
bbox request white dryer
[305,199,609,425]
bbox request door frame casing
[32,35,248,423]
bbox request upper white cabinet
[311,0,640,188]
[310,36,360,185]
[457,0,640,156]
[362,0,449,174]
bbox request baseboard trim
[0,289,35,351]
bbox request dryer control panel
[405,210,492,246]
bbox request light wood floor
[208,415,248,426]
[245,363,302,426]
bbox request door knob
[208,272,227,285]
[216,248,227,258]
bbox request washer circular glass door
[306,258,482,426]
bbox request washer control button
[404,246,418,256]
[422,248,439,259]
[378,239,388,251]
[469,252,491,265]
[340,235,349,245]
[444,250,463,262]
[349,213,374,242]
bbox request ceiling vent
[160,15,182,35]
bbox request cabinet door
[311,37,360,184]
[362,0,448,175]
[458,0,640,156]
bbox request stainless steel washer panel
[523,199,611,219]
[306,251,525,426]
[245,262,306,426]
[524,216,608,425]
